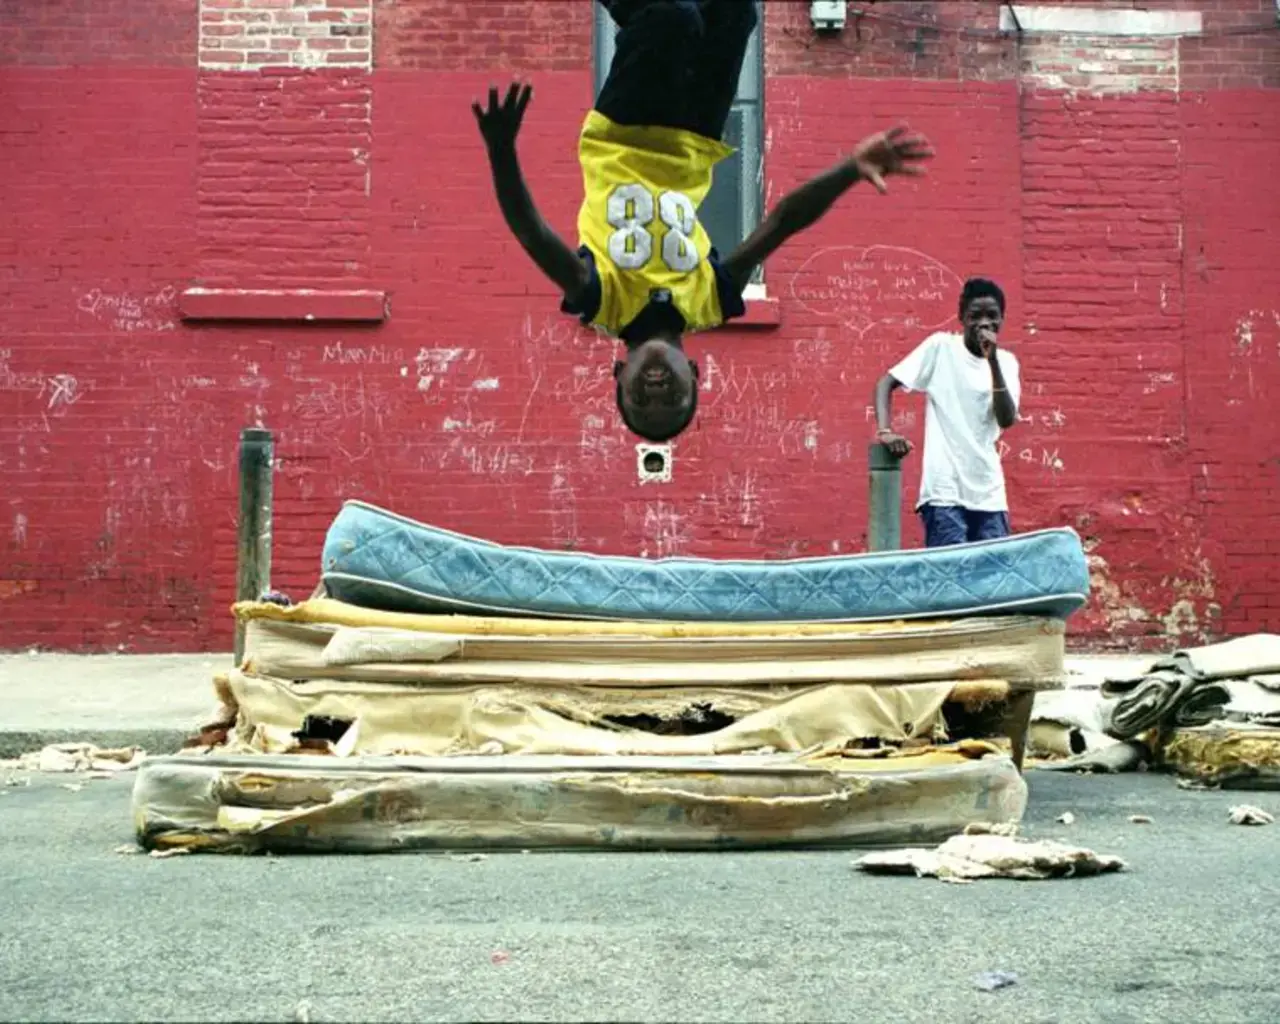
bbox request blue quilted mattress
[320,501,1090,623]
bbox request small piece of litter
[114,843,141,856]
[1128,815,1152,825]
[292,999,311,1023]
[973,970,1019,993]
[448,852,488,863]
[1228,805,1274,826]
[1177,777,1217,791]
[963,821,1019,837]
[59,783,83,793]
[1056,812,1076,825]
[149,847,193,859]
[490,951,511,965]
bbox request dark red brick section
[374,0,592,73]
[0,0,196,68]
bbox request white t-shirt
[888,331,1021,512]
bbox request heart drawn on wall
[788,244,963,340]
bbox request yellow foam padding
[1161,727,1280,778]
[234,596,949,639]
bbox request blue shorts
[919,503,1011,548]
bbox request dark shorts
[919,503,1012,549]
[595,0,757,141]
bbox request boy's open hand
[472,82,533,152]
[851,126,934,194]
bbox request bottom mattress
[131,749,1027,854]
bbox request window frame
[591,7,766,289]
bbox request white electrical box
[636,443,673,484]
[811,0,847,32]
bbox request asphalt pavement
[1,768,1276,1023]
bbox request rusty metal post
[234,427,274,665]
[867,441,902,553]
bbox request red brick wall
[1,0,1278,651]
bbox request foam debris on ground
[853,832,1127,883]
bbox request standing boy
[874,278,1021,547]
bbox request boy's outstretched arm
[473,82,590,301]
[720,126,934,293]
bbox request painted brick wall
[0,62,202,646]
[1181,90,1280,634]
[1,0,1278,651]
[1018,87,1192,641]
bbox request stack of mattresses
[133,501,1092,854]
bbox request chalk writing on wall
[432,440,534,478]
[290,374,397,463]
[630,501,692,559]
[0,351,92,423]
[76,285,178,333]
[998,440,1065,474]
[718,400,822,456]
[323,342,406,366]
[549,460,580,549]
[707,469,765,531]
[789,245,962,340]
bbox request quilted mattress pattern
[321,500,1090,624]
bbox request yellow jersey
[562,111,744,339]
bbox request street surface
[1,770,1276,1023]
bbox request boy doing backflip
[473,0,934,442]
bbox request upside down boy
[474,0,934,442]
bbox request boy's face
[614,337,699,441]
[961,296,1003,355]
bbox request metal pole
[867,441,902,553]
[234,427,274,665]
